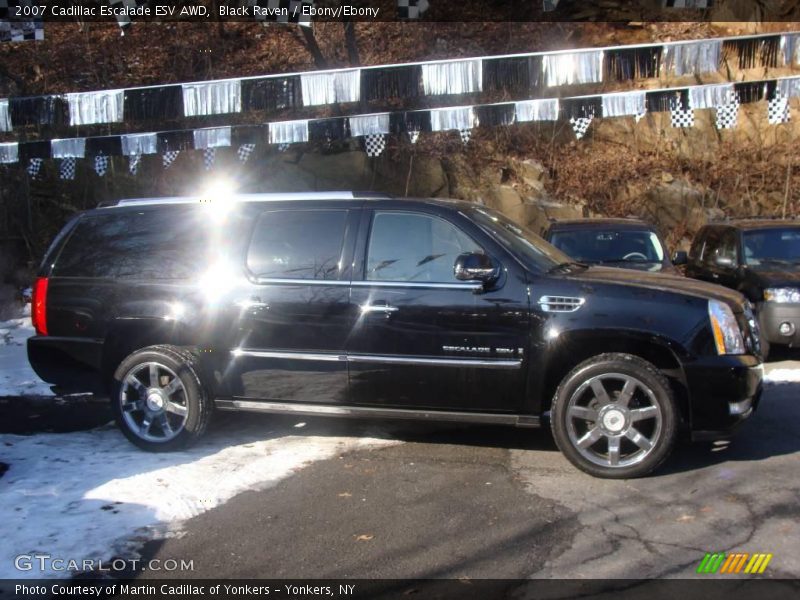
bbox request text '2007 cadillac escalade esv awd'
[28,193,763,478]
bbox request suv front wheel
[111,345,212,452]
[550,353,679,479]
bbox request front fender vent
[538,296,585,313]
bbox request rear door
[345,205,530,413]
[221,203,360,404]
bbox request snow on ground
[0,421,395,579]
[764,367,800,383]
[0,304,53,397]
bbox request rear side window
[688,228,707,262]
[700,227,722,264]
[366,211,483,282]
[247,209,347,280]
[53,209,211,280]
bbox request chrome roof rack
[113,191,392,207]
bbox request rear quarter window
[52,208,212,280]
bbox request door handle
[237,297,269,310]
[711,273,720,280]
[360,303,399,315]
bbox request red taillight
[31,277,49,336]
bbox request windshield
[468,207,572,271]
[549,229,666,265]
[743,227,800,266]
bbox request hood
[747,263,800,288]
[565,266,746,311]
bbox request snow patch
[0,305,53,397]
[764,368,800,383]
[0,423,394,579]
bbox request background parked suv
[685,219,800,358]
[28,193,763,479]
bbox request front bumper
[683,354,763,440]
[759,302,800,347]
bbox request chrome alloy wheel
[119,362,189,443]
[565,373,663,469]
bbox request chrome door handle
[360,303,399,314]
[237,298,269,310]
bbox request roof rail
[113,191,392,207]
[711,215,799,222]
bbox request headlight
[764,287,800,303]
[708,300,745,355]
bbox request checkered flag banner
[277,143,290,152]
[27,157,42,179]
[715,98,739,130]
[459,128,472,144]
[670,105,695,128]
[162,150,180,169]
[397,0,429,19]
[0,1,45,42]
[128,154,141,175]
[94,154,109,177]
[250,0,313,27]
[203,148,216,170]
[108,0,146,35]
[362,134,386,157]
[59,157,76,180]
[569,116,593,139]
[768,94,790,125]
[237,143,256,163]
[635,109,647,123]
[408,130,420,144]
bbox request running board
[215,399,540,428]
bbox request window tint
[366,212,482,282]
[700,228,722,264]
[53,209,212,279]
[716,230,738,264]
[743,227,800,266]
[247,209,347,280]
[549,230,665,264]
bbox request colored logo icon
[697,552,773,574]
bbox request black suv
[28,193,763,478]
[686,219,800,358]
[544,218,682,274]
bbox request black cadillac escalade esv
[28,193,763,478]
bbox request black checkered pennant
[27,157,43,179]
[108,0,146,35]
[203,148,216,170]
[670,100,694,128]
[162,150,180,169]
[569,116,593,139]
[250,0,313,27]
[59,158,76,180]
[94,153,109,177]
[237,143,256,163]
[397,0,429,19]
[768,93,790,125]
[277,143,290,152]
[715,95,739,130]
[0,1,45,42]
[362,134,386,157]
[129,153,141,175]
[459,129,472,144]
[408,130,420,144]
[635,109,647,123]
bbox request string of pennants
[2,75,798,179]
[2,30,798,133]
[0,0,44,42]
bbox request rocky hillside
[1,17,800,279]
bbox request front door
[346,208,530,413]
[222,205,359,404]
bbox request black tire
[550,353,679,479]
[110,345,212,452]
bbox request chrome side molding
[231,349,521,369]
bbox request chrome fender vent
[538,296,585,313]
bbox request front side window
[247,209,347,280]
[366,211,482,282]
[743,227,800,266]
[716,230,739,265]
[700,228,722,264]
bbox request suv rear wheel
[550,353,678,479]
[110,345,212,451]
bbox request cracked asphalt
[131,358,800,580]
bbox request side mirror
[672,250,688,266]
[715,255,736,268]
[454,252,500,284]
